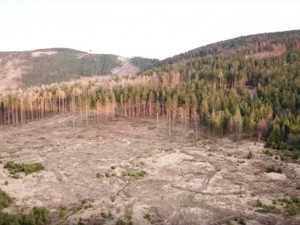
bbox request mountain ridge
[0,48,158,90]
[1,30,300,91]
[157,29,300,66]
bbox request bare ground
[0,115,300,225]
[111,56,140,76]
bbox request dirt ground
[0,115,300,225]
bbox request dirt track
[0,115,300,225]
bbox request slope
[158,29,300,65]
[0,48,158,90]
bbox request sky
[0,0,299,59]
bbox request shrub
[255,199,263,207]
[291,196,300,204]
[143,213,151,222]
[77,218,85,225]
[226,219,233,225]
[286,205,297,216]
[0,189,13,210]
[266,166,282,173]
[255,198,280,214]
[31,207,49,224]
[255,204,280,214]
[257,196,300,216]
[59,206,67,218]
[101,211,112,219]
[247,151,253,159]
[264,149,275,156]
[292,151,300,159]
[0,207,49,225]
[237,217,246,225]
[0,190,49,225]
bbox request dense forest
[1,30,300,159]
[23,51,120,86]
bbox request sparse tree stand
[0,51,299,152]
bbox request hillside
[0,48,158,90]
[137,29,300,151]
[158,29,300,65]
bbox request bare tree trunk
[156,112,159,134]
[85,103,89,127]
[72,96,75,128]
[168,113,171,135]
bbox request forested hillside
[1,30,300,158]
[0,48,158,89]
[137,30,300,155]
[159,30,300,65]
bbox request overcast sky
[0,0,299,59]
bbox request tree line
[1,46,300,154]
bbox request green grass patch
[4,161,43,175]
[278,196,300,216]
[115,218,133,225]
[255,196,300,216]
[255,199,280,214]
[11,174,20,179]
[130,171,146,179]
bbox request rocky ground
[0,115,300,225]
